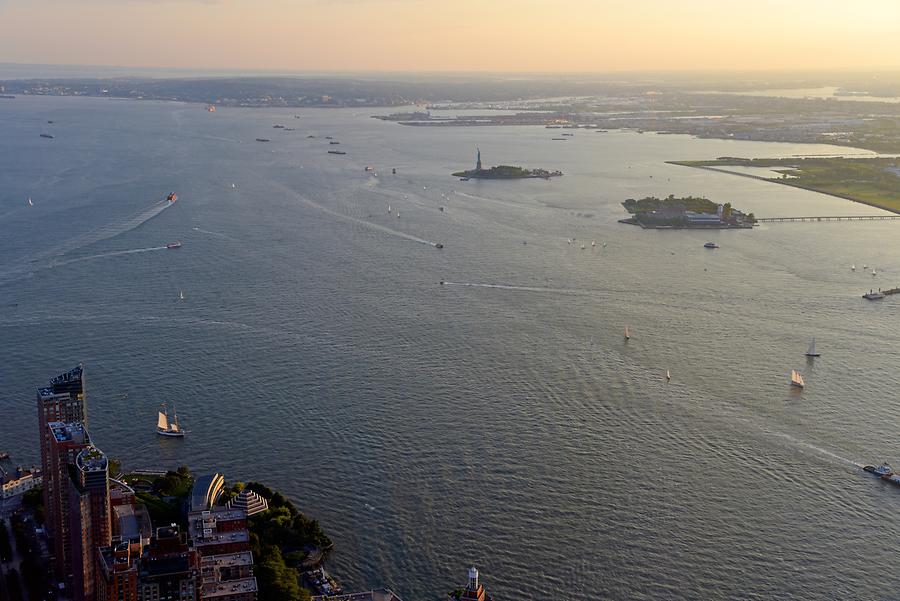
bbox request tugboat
[864,462,894,477]
[863,462,900,486]
[166,241,183,249]
[703,242,719,249]
[166,192,178,202]
[863,289,885,300]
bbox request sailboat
[805,338,820,357]
[790,369,805,388]
[666,369,671,381]
[27,197,33,207]
[624,326,631,340]
[179,290,185,301]
[156,402,185,437]
[231,183,237,189]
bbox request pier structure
[757,215,900,223]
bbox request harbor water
[2,96,900,599]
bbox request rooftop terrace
[201,577,258,599]
[48,421,88,444]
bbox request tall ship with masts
[157,402,185,437]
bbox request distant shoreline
[668,160,900,216]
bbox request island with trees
[453,164,562,179]
[453,149,561,179]
[620,195,756,228]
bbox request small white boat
[591,241,596,247]
[388,205,391,213]
[396,212,400,218]
[624,326,630,340]
[27,197,33,207]
[665,369,671,381]
[157,402,185,437]
[872,269,877,276]
[790,369,805,388]
[179,290,185,301]
[805,338,820,357]
[231,183,236,189]
[581,244,586,250]
[851,265,856,271]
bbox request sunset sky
[1,0,899,73]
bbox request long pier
[757,215,900,223]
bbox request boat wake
[769,430,863,469]
[283,186,440,247]
[0,197,174,287]
[440,281,608,297]
[192,227,233,239]
[51,197,174,259]
[48,246,168,268]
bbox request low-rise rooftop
[200,552,254,569]
[200,577,258,599]
[312,590,403,601]
[191,530,250,548]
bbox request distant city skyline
[1,0,899,73]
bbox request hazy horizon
[2,0,900,73]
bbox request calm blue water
[3,96,900,600]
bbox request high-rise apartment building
[46,421,91,589]
[38,365,87,550]
[69,444,112,601]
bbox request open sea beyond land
[4,96,900,600]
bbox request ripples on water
[2,97,900,599]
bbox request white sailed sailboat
[157,402,185,437]
[666,369,671,381]
[179,290,185,301]
[806,338,820,357]
[624,326,631,340]
[790,369,805,388]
